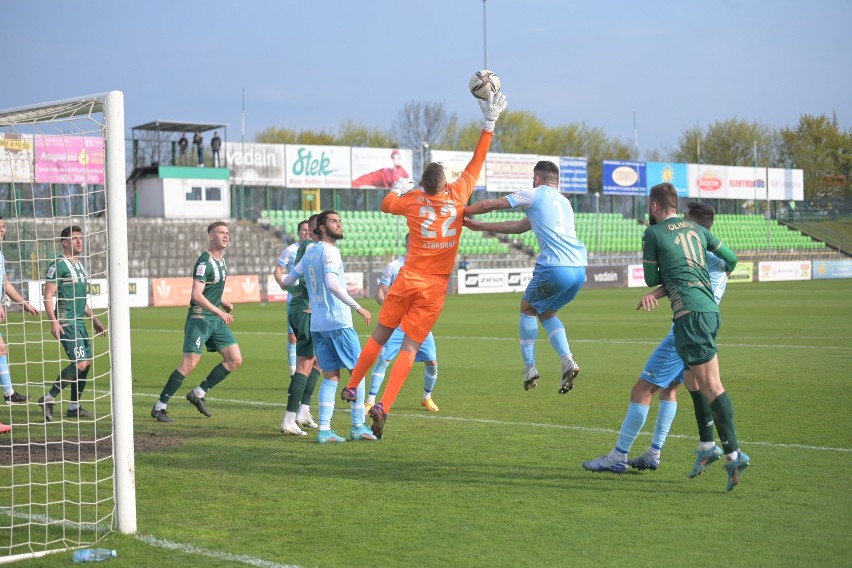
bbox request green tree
[778,114,852,198]
[671,125,703,163]
[255,126,336,145]
[671,118,777,167]
[336,119,397,147]
[449,112,632,192]
[393,101,457,177]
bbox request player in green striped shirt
[151,221,243,423]
[37,226,106,422]
[643,183,749,491]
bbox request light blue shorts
[523,265,585,314]
[380,328,437,363]
[639,327,685,388]
[313,328,361,371]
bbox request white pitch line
[128,391,852,453]
[395,413,852,453]
[132,328,851,350]
[0,509,303,568]
[437,336,852,350]
[0,507,106,533]
[137,535,303,568]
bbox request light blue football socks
[542,316,571,359]
[519,314,538,366]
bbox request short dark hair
[420,163,446,194]
[207,221,228,234]
[296,220,309,233]
[685,201,715,229]
[533,161,559,186]
[314,210,339,236]
[649,183,678,211]
[60,225,83,239]
[307,213,321,230]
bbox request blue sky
[5,0,850,156]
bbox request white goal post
[0,91,136,563]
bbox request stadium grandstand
[0,207,845,303]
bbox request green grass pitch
[6,279,852,567]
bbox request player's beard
[327,227,344,240]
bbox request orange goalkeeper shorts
[378,268,449,344]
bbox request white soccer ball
[469,70,501,100]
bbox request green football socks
[689,388,716,443]
[287,373,308,413]
[158,369,186,404]
[302,368,320,405]
[199,362,231,392]
[709,391,739,455]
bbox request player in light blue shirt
[583,202,730,475]
[281,210,377,443]
[367,234,440,414]
[273,219,310,376]
[464,160,587,395]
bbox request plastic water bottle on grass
[72,548,117,563]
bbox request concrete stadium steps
[121,219,282,278]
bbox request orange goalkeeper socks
[378,350,416,414]
[346,336,383,390]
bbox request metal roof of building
[131,120,227,133]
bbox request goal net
[0,92,136,563]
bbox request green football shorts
[673,311,720,367]
[288,309,314,358]
[182,315,237,354]
[59,321,93,362]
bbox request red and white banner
[224,275,262,303]
[346,272,365,297]
[724,166,767,200]
[688,164,728,199]
[266,274,288,302]
[351,147,413,189]
[627,264,647,288]
[151,277,194,307]
[151,275,261,307]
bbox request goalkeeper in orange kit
[341,89,508,438]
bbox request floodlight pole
[420,141,430,180]
[241,87,245,218]
[696,122,702,203]
[483,0,487,69]
[753,140,758,215]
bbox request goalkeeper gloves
[479,91,508,132]
[391,177,416,196]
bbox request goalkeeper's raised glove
[391,177,416,196]
[479,91,508,132]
